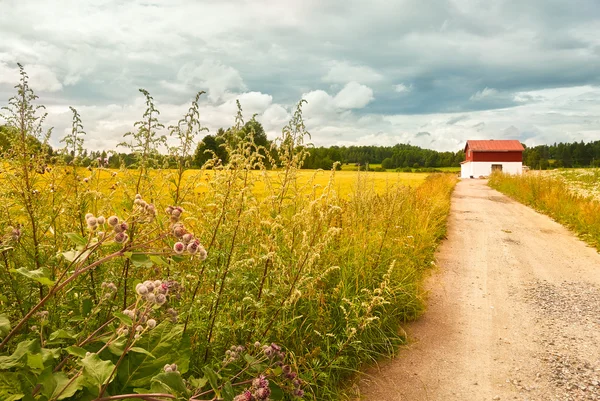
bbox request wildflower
[146,293,156,303]
[97,231,105,239]
[187,241,199,254]
[255,387,271,400]
[282,365,292,375]
[135,283,148,295]
[165,206,174,215]
[173,242,185,254]
[293,388,304,397]
[170,363,178,372]
[172,225,185,238]
[135,325,143,332]
[30,325,38,331]
[254,341,261,348]
[182,233,193,244]
[83,177,89,183]
[143,280,155,292]
[123,309,135,319]
[164,364,173,373]
[153,280,162,288]
[252,375,269,389]
[135,194,142,200]
[87,217,98,230]
[147,319,157,329]
[114,232,127,243]
[233,391,253,401]
[155,293,166,305]
[134,333,141,340]
[107,216,119,226]
[85,213,94,220]
[197,246,208,261]
[118,327,129,336]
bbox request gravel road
[357,179,600,401]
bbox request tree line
[523,141,600,169]
[3,121,600,171]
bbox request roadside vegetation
[0,65,457,400]
[489,172,600,251]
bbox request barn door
[491,164,503,172]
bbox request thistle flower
[146,293,156,303]
[187,241,199,254]
[173,225,186,238]
[153,280,162,288]
[155,293,166,305]
[107,216,119,226]
[85,213,94,220]
[87,217,98,230]
[293,388,304,398]
[97,231,105,239]
[164,364,173,373]
[135,283,148,295]
[182,233,193,244]
[252,375,269,389]
[118,327,129,336]
[147,319,157,329]
[135,194,142,200]
[143,280,154,292]
[114,232,127,243]
[233,391,253,401]
[197,246,208,261]
[165,206,174,215]
[123,309,135,319]
[134,333,141,340]
[173,242,185,254]
[255,387,271,400]
[135,325,143,332]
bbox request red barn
[460,140,524,178]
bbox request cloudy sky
[1,0,599,152]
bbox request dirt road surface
[357,179,600,401]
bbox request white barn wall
[461,161,522,178]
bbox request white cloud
[177,60,246,102]
[333,82,374,109]
[0,62,62,92]
[394,83,412,93]
[470,87,498,101]
[322,61,383,84]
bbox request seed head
[147,319,157,329]
[97,216,106,225]
[135,194,142,200]
[143,280,154,292]
[255,387,271,400]
[187,241,199,254]
[173,242,185,254]
[182,233,194,244]
[197,246,208,261]
[123,309,135,319]
[153,280,162,288]
[146,293,156,303]
[107,216,119,226]
[164,364,173,373]
[85,213,94,220]
[173,225,185,238]
[156,293,166,305]
[135,325,143,332]
[135,283,148,295]
[165,206,174,215]
[114,232,126,243]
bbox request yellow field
[69,167,429,201]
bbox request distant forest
[2,122,599,170]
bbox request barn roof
[465,140,524,152]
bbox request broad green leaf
[54,373,84,400]
[107,336,127,356]
[269,382,285,401]
[10,267,55,286]
[113,311,133,326]
[0,372,24,401]
[149,255,169,267]
[79,354,115,391]
[116,323,190,388]
[129,253,153,268]
[222,381,235,401]
[188,376,207,390]
[150,372,189,397]
[170,255,185,263]
[129,347,155,358]
[202,366,219,393]
[64,232,88,247]
[0,339,41,369]
[49,329,76,342]
[0,314,10,338]
[26,353,44,373]
[65,346,87,358]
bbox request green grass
[489,172,600,251]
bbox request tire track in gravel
[356,179,600,401]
